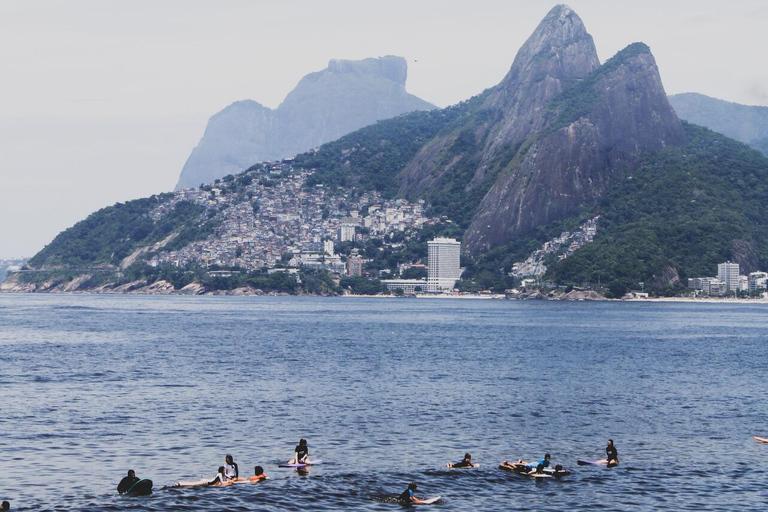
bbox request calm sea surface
[0,294,766,511]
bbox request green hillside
[27,196,217,269]
[548,122,768,293]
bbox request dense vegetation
[27,197,218,269]
[548,123,768,294]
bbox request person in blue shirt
[398,483,424,504]
[530,453,551,471]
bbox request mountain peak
[504,4,597,86]
[327,56,407,86]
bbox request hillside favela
[2,3,768,511]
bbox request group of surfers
[402,439,620,503]
[117,439,311,493]
[116,438,620,504]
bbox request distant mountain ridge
[668,93,768,156]
[175,56,435,190]
[15,4,768,296]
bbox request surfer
[250,466,267,481]
[290,438,310,464]
[117,469,140,494]
[606,439,619,465]
[399,482,425,504]
[208,466,228,486]
[224,454,239,480]
[447,452,474,468]
[531,453,551,470]
[1,501,9,510]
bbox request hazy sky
[1,0,767,259]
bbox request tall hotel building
[427,237,462,292]
[717,261,740,292]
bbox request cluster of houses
[510,217,599,280]
[688,262,768,296]
[145,165,434,274]
[0,258,27,282]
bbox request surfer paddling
[117,470,140,494]
[208,466,229,486]
[447,452,474,468]
[399,482,425,504]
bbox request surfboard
[526,472,552,478]
[755,436,768,443]
[175,479,209,487]
[125,478,153,496]
[577,459,617,466]
[278,459,323,468]
[175,479,233,487]
[419,496,441,505]
[446,463,480,469]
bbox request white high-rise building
[718,261,740,292]
[427,237,462,292]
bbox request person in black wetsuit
[1,500,9,510]
[606,439,619,465]
[398,482,424,504]
[447,452,474,468]
[117,470,140,494]
[290,438,309,464]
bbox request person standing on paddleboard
[399,483,425,504]
[117,470,140,494]
[606,439,619,465]
[224,454,239,480]
[290,439,309,464]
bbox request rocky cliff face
[398,5,600,197]
[395,4,686,256]
[464,43,687,254]
[668,92,768,156]
[176,56,434,190]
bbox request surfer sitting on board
[399,483,425,504]
[290,438,310,465]
[224,454,239,480]
[606,439,619,466]
[447,452,474,468]
[208,466,228,486]
[117,470,140,494]
[250,466,267,481]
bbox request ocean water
[0,294,766,511]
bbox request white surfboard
[419,496,441,505]
[174,479,209,487]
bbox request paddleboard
[125,478,153,496]
[278,459,323,468]
[419,496,441,505]
[446,463,480,469]
[755,436,768,443]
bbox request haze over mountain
[14,4,768,296]
[175,56,435,190]
[668,93,768,156]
